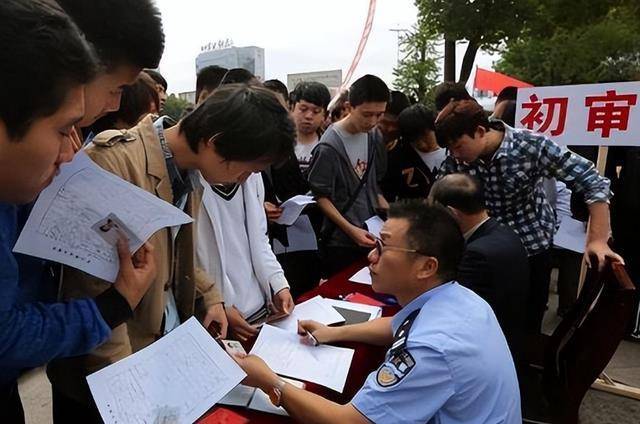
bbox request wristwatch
[266,378,287,407]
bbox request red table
[199,261,400,423]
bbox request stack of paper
[250,325,354,393]
[273,295,346,332]
[87,317,245,424]
[219,378,305,416]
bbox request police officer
[234,201,522,423]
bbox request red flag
[473,67,533,95]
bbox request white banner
[515,81,640,146]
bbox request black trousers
[277,250,322,299]
[0,381,24,424]
[527,249,553,334]
[52,387,103,424]
[322,246,370,278]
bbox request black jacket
[380,142,440,202]
[458,218,530,362]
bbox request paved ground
[19,288,640,423]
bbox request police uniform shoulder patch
[375,309,420,388]
[91,129,136,147]
[376,365,398,387]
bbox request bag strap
[320,139,378,242]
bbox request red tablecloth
[199,261,400,423]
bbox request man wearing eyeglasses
[233,201,521,423]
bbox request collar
[463,216,491,241]
[153,117,195,207]
[391,281,457,333]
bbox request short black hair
[220,68,257,85]
[0,0,97,139]
[434,82,473,111]
[398,104,436,146]
[180,84,295,164]
[290,81,331,111]
[196,65,228,101]
[57,0,164,69]
[263,79,289,102]
[386,90,411,117]
[496,86,518,104]
[429,173,485,214]
[388,201,464,282]
[435,100,501,148]
[144,69,167,91]
[348,74,390,107]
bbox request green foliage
[496,1,640,85]
[163,94,192,121]
[392,24,440,104]
[415,0,534,82]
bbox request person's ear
[204,133,222,150]
[475,125,486,139]
[416,256,439,280]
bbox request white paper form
[13,151,192,282]
[553,216,587,253]
[274,195,315,226]
[349,267,372,285]
[87,317,245,424]
[365,215,385,238]
[250,325,354,393]
[272,295,346,332]
[323,298,382,321]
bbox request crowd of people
[0,1,633,423]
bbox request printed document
[273,295,346,332]
[14,151,192,282]
[87,317,245,424]
[365,215,385,238]
[250,325,354,392]
[274,195,315,226]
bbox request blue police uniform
[351,282,521,423]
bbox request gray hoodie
[307,125,387,247]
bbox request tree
[392,24,440,104]
[163,94,192,121]
[415,0,534,83]
[496,1,640,85]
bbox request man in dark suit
[429,173,530,363]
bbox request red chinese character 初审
[585,90,637,138]
[520,94,569,136]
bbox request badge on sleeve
[376,309,420,388]
[376,365,398,387]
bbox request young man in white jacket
[197,172,294,340]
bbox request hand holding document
[274,195,315,226]
[13,151,192,282]
[87,317,245,424]
[365,215,385,238]
[250,325,354,392]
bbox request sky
[155,0,498,95]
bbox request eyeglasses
[373,237,423,258]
